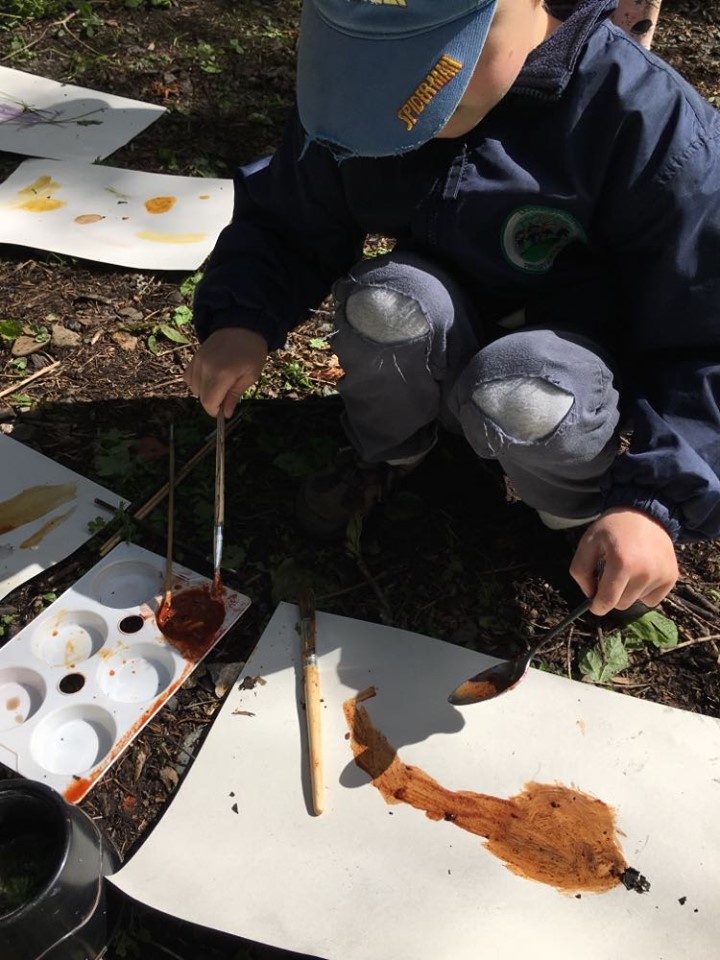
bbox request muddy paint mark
[343,688,647,895]
[74,213,105,225]
[0,483,76,535]
[13,175,66,212]
[5,697,20,711]
[199,194,210,200]
[19,506,76,549]
[144,195,177,215]
[157,586,225,661]
[135,230,206,244]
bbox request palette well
[0,542,251,802]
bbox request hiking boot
[296,447,424,539]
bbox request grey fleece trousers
[331,251,621,524]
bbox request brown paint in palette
[0,483,76,535]
[157,585,225,661]
[74,214,105,225]
[343,688,649,895]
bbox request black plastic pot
[0,779,120,960]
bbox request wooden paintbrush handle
[304,662,324,815]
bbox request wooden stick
[162,422,175,608]
[299,588,324,815]
[0,360,61,399]
[99,411,243,557]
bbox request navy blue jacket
[194,0,720,544]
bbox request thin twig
[0,360,61,399]
[660,633,720,654]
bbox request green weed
[579,609,678,684]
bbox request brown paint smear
[74,213,105,224]
[157,586,225,660]
[343,688,644,895]
[19,506,76,548]
[0,483,76,535]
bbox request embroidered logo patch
[502,206,587,273]
[397,54,463,131]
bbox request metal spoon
[447,595,593,707]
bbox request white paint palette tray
[0,542,251,802]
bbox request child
[184,0,720,620]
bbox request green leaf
[171,305,193,326]
[147,333,159,355]
[0,319,23,340]
[158,323,190,344]
[308,337,329,350]
[622,610,678,650]
[579,633,629,683]
[179,271,203,297]
[345,513,363,559]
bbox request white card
[111,602,720,960]
[0,159,232,269]
[0,434,129,600]
[0,65,165,161]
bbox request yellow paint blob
[135,230,206,244]
[14,175,65,213]
[144,195,177,214]
[198,194,210,200]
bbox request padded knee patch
[345,286,429,344]
[472,377,574,442]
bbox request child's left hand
[569,508,679,616]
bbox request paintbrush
[212,410,225,594]
[299,588,324,815]
[162,422,175,612]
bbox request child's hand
[569,508,679,616]
[184,328,268,417]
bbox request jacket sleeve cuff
[193,300,282,351]
[602,487,682,542]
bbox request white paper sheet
[0,66,165,161]
[0,434,127,600]
[111,602,720,960]
[0,159,232,269]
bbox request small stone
[117,306,144,321]
[51,324,82,349]
[11,336,45,357]
[207,661,244,698]
[111,330,139,352]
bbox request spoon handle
[536,595,593,649]
[534,558,605,650]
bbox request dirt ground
[1,2,719,958]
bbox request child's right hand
[183,328,268,417]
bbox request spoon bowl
[448,595,593,706]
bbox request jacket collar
[513,0,618,99]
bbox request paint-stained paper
[0,65,165,161]
[111,602,720,960]
[0,159,232,269]
[0,435,127,600]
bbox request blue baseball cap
[297,0,498,158]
